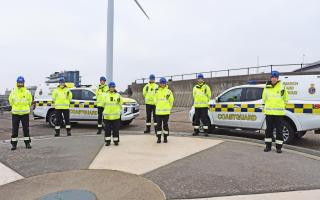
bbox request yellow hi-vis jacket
[96,84,109,107]
[52,85,72,109]
[155,87,174,115]
[103,91,123,120]
[9,87,32,115]
[193,83,211,108]
[143,82,158,105]
[262,81,288,116]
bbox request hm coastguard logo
[308,84,316,95]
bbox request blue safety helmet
[108,81,116,88]
[149,74,155,81]
[159,77,167,84]
[100,76,106,81]
[197,73,204,79]
[271,71,280,78]
[59,77,65,83]
[16,76,25,83]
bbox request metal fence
[134,63,308,84]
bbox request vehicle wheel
[121,119,133,126]
[295,131,307,139]
[48,110,57,128]
[273,120,295,144]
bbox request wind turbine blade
[133,0,150,20]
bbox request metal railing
[134,63,308,84]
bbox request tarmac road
[0,106,319,152]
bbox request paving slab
[0,170,165,200]
[89,135,223,175]
[144,141,320,199]
[0,135,104,178]
[0,162,23,186]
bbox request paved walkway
[0,133,319,200]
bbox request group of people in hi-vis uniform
[8,70,287,152]
[142,71,288,153]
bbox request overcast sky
[0,0,319,93]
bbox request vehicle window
[219,88,242,102]
[71,90,81,100]
[82,90,95,101]
[243,88,263,101]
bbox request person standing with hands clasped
[143,74,158,134]
[192,73,211,136]
[52,77,73,137]
[9,76,33,150]
[96,76,109,135]
[262,71,288,153]
[103,81,123,146]
[154,78,174,143]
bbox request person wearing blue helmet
[96,76,109,135]
[52,77,73,137]
[102,81,123,146]
[142,74,159,133]
[192,73,212,136]
[262,70,288,153]
[154,78,174,143]
[9,76,33,150]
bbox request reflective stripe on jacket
[96,84,109,107]
[52,86,72,109]
[143,83,158,105]
[155,87,174,115]
[193,83,211,108]
[262,81,288,116]
[9,87,32,115]
[103,92,123,120]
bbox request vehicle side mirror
[92,96,97,101]
[215,97,219,102]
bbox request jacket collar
[266,80,281,88]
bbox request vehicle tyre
[48,110,57,128]
[295,131,307,139]
[273,120,295,144]
[121,119,133,126]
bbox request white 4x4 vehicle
[33,86,139,127]
[189,75,320,144]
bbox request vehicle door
[212,87,245,127]
[70,89,82,119]
[239,87,265,129]
[79,89,98,120]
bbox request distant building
[293,61,320,72]
[46,70,81,86]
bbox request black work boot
[114,141,119,146]
[97,128,102,135]
[11,144,17,151]
[144,126,151,134]
[164,135,168,143]
[105,141,111,146]
[192,131,199,136]
[67,130,71,136]
[276,149,282,153]
[25,143,32,149]
[157,136,161,143]
[54,130,60,137]
[264,144,272,152]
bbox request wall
[129,72,320,107]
